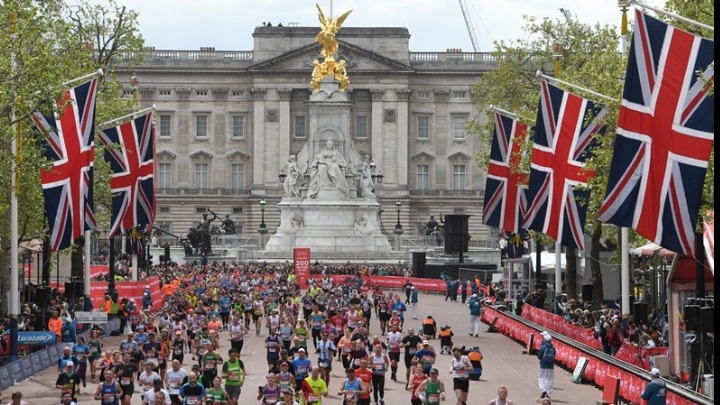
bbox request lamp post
[258,199,268,248]
[370,163,383,184]
[394,200,403,249]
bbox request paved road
[7,292,604,404]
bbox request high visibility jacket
[422,318,436,326]
[468,351,483,363]
[439,329,453,338]
[48,317,63,337]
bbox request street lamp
[258,199,268,246]
[394,200,403,235]
[370,163,383,184]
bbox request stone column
[434,89,451,189]
[371,89,384,183]
[396,89,411,189]
[212,88,228,187]
[251,88,266,187]
[277,88,292,182]
[175,88,192,187]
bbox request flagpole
[555,242,562,300]
[488,105,518,119]
[628,0,714,32]
[535,71,616,103]
[100,104,157,128]
[618,4,632,317]
[61,68,104,87]
[84,230,91,297]
[8,10,20,363]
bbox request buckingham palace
[117,24,500,249]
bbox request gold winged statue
[315,4,353,58]
[311,4,352,92]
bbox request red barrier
[485,305,692,405]
[50,277,162,310]
[308,275,449,293]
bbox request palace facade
[118,25,499,246]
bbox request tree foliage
[0,0,144,294]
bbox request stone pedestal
[264,198,391,254]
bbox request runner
[450,347,473,405]
[300,366,329,405]
[414,368,446,405]
[94,369,122,405]
[316,330,336,385]
[369,344,390,405]
[221,348,245,405]
[401,328,423,385]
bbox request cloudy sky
[86,0,666,52]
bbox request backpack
[542,346,556,365]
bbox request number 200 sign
[294,248,311,289]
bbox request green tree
[0,0,143,307]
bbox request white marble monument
[265,80,392,255]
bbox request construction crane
[458,0,480,52]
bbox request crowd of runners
[45,262,526,405]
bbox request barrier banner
[16,331,56,346]
[51,277,162,310]
[294,248,311,289]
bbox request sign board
[572,356,589,383]
[74,311,108,323]
[16,331,56,346]
[294,247,311,289]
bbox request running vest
[261,384,279,404]
[99,381,119,405]
[342,378,362,402]
[425,379,442,405]
[452,356,469,378]
[224,360,243,386]
[371,353,386,376]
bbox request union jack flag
[598,10,714,256]
[31,79,98,252]
[482,111,528,234]
[99,111,157,241]
[522,80,606,250]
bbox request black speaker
[164,243,171,262]
[36,286,50,305]
[443,214,470,254]
[74,280,85,297]
[65,282,74,297]
[412,252,426,278]
[581,284,594,302]
[684,304,701,330]
[699,306,714,331]
[633,302,648,325]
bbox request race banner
[294,247,311,289]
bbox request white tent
[528,251,567,275]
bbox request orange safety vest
[422,318,435,326]
[48,317,63,337]
[439,329,453,338]
[468,351,483,362]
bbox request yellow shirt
[303,376,328,404]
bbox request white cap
[651,368,661,376]
[422,340,429,345]
[65,361,74,367]
[541,331,552,341]
[298,348,306,352]
[471,294,477,298]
